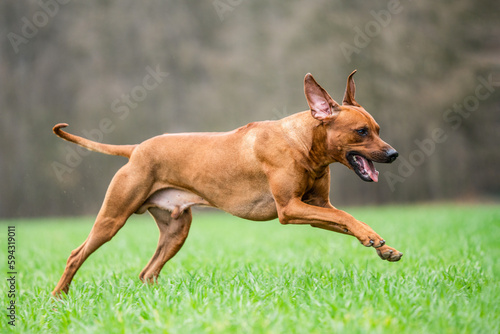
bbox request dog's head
[304,71,398,182]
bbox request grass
[1,204,499,333]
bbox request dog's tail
[53,123,137,158]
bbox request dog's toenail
[344,228,348,233]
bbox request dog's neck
[279,111,335,175]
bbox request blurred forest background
[1,0,499,218]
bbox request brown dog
[52,70,402,296]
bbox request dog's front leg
[266,167,403,261]
[268,170,382,245]
[279,198,386,248]
[280,199,403,261]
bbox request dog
[51,70,402,296]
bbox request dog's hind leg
[52,163,153,297]
[139,207,192,283]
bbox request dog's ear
[304,73,341,121]
[342,70,361,107]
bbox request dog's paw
[358,234,386,248]
[376,245,403,262]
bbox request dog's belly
[136,187,278,221]
[215,191,278,221]
[136,188,210,216]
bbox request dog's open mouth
[347,153,379,182]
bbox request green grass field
[1,205,499,333]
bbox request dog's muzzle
[346,149,398,183]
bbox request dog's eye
[356,128,368,136]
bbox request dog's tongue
[358,155,379,182]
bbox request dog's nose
[386,148,399,163]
